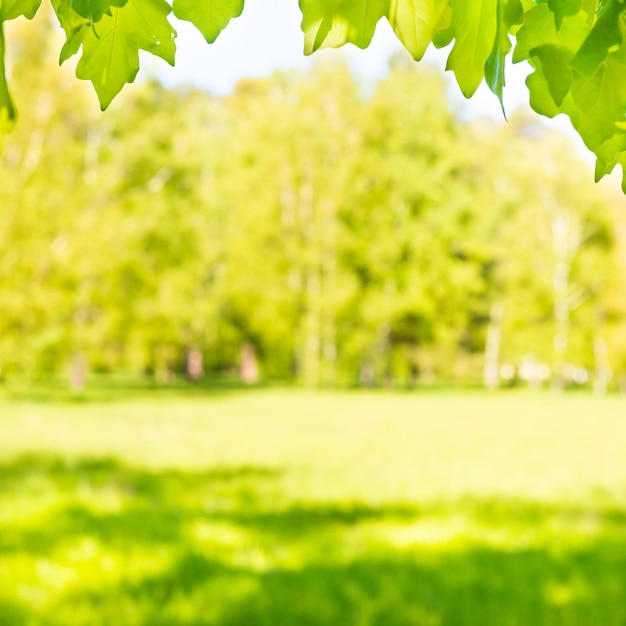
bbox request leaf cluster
[2,1,626,187]
[301,0,626,189]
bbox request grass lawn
[1,388,626,625]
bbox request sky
[154,0,529,115]
[136,0,626,195]
[148,0,586,146]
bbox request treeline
[2,19,626,391]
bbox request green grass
[1,389,626,625]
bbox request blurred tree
[0,16,99,384]
[0,29,621,390]
[479,116,615,390]
[216,66,361,386]
[338,64,486,386]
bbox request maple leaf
[61,0,176,109]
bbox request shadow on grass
[0,375,280,404]
[1,454,626,626]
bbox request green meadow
[1,389,626,626]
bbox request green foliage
[445,0,498,97]
[0,0,42,124]
[60,0,176,109]
[300,0,388,53]
[3,0,626,186]
[485,0,522,110]
[172,0,243,44]
[0,0,41,20]
[387,0,450,61]
[0,28,621,390]
[0,23,13,126]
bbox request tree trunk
[186,347,204,381]
[320,199,337,388]
[240,342,259,384]
[593,336,611,395]
[69,351,85,392]
[154,346,174,384]
[483,303,503,390]
[550,214,579,390]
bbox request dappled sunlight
[1,438,626,625]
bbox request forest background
[3,16,626,393]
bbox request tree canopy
[1,1,626,188]
[2,28,624,391]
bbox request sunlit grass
[1,389,626,625]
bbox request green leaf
[446,0,498,97]
[530,43,573,105]
[299,0,389,55]
[431,5,454,47]
[595,134,626,192]
[0,0,41,20]
[514,3,589,108]
[525,60,563,116]
[571,0,625,78]
[59,28,83,63]
[570,46,626,150]
[485,0,522,111]
[50,0,98,86]
[387,0,449,61]
[69,0,128,24]
[513,4,555,61]
[595,156,610,181]
[503,0,523,28]
[523,34,626,183]
[594,133,626,176]
[65,0,176,109]
[172,0,244,44]
[0,21,15,124]
[537,0,581,30]
[513,3,588,62]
